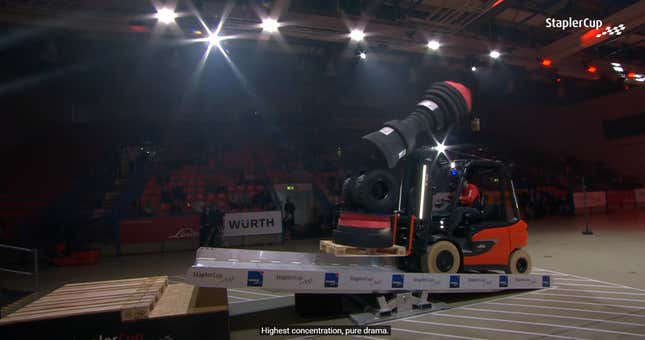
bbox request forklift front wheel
[421,241,461,273]
[506,249,532,274]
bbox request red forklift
[326,81,532,274]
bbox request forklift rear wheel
[421,241,461,273]
[507,249,532,274]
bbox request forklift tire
[421,241,461,273]
[506,249,532,274]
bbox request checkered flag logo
[596,24,626,38]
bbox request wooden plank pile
[320,240,406,257]
[0,276,168,325]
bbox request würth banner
[223,210,282,237]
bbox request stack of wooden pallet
[0,276,168,325]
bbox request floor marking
[551,288,645,296]
[399,319,588,340]
[554,282,632,289]
[390,327,485,340]
[538,268,645,292]
[460,306,645,327]
[230,296,290,304]
[427,313,645,337]
[534,292,645,303]
[227,295,251,301]
[485,302,645,318]
[511,297,645,310]
[228,288,283,298]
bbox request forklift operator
[460,178,480,207]
[456,178,482,227]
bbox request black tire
[332,226,392,248]
[506,249,532,274]
[352,169,398,213]
[421,241,461,273]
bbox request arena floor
[2,210,644,339]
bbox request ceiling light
[471,66,477,71]
[349,29,365,41]
[427,40,440,51]
[489,50,501,59]
[209,34,222,46]
[261,18,279,33]
[156,8,177,24]
[359,52,367,60]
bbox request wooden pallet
[0,276,168,325]
[320,240,406,257]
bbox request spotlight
[359,52,367,60]
[261,18,279,33]
[427,40,440,51]
[541,58,553,67]
[433,143,447,154]
[489,50,501,59]
[156,8,177,24]
[471,66,477,71]
[586,65,597,73]
[209,34,222,46]
[350,29,365,41]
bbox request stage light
[350,29,365,41]
[427,40,440,51]
[541,58,552,67]
[613,66,624,72]
[450,161,456,169]
[627,72,636,79]
[156,8,177,24]
[209,34,222,46]
[489,50,501,59]
[471,66,477,71]
[611,62,621,67]
[359,52,367,60]
[636,78,645,82]
[261,18,279,33]
[587,65,597,73]
[434,142,447,154]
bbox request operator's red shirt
[460,183,480,206]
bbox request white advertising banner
[573,191,606,208]
[635,189,645,203]
[222,210,282,237]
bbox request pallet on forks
[319,240,406,257]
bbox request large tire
[352,169,398,213]
[421,241,461,273]
[506,249,532,274]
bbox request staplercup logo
[325,273,339,288]
[545,17,602,30]
[542,275,551,287]
[391,274,404,289]
[247,271,264,287]
[449,275,460,288]
[499,275,508,288]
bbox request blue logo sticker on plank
[392,274,404,289]
[247,271,263,287]
[450,275,460,288]
[542,275,551,287]
[325,273,339,288]
[499,275,508,288]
